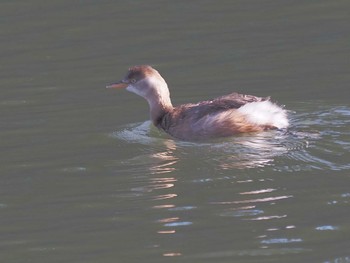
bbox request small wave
[274,104,350,171]
[110,121,161,144]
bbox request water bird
[106,65,289,141]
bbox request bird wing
[185,92,269,117]
[211,92,270,108]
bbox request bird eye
[130,79,136,83]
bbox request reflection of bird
[107,65,289,141]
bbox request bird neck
[147,90,173,126]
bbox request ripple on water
[111,121,167,145]
[315,225,339,231]
[187,248,310,259]
[111,104,350,172]
[260,238,303,244]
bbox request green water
[1,1,350,262]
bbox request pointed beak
[106,80,129,89]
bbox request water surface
[1,1,350,262]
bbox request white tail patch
[237,101,289,129]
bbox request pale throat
[127,76,173,124]
[147,84,173,124]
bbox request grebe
[107,65,289,141]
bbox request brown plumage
[107,65,289,141]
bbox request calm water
[1,1,350,262]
